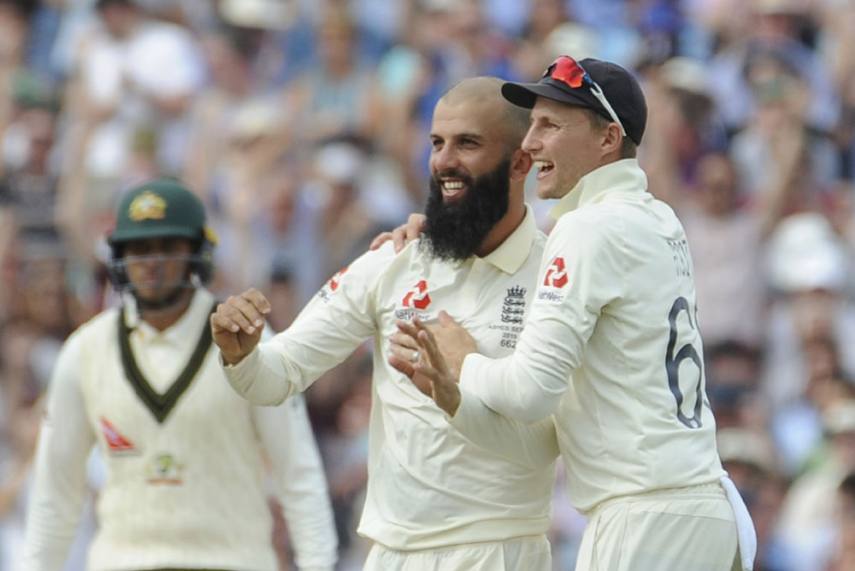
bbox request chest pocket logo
[402,280,431,310]
[501,286,527,324]
[100,417,138,455]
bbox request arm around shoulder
[460,215,622,421]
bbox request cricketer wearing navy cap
[393,55,759,571]
[501,56,647,146]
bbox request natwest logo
[328,266,348,291]
[543,257,569,288]
[402,280,431,310]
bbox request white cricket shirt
[23,289,337,571]
[224,208,559,550]
[455,160,726,513]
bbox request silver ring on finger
[411,350,420,363]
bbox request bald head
[439,77,531,148]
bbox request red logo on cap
[402,280,431,310]
[543,257,569,288]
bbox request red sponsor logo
[543,257,569,288]
[402,280,431,310]
[328,266,348,291]
[100,417,136,454]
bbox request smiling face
[424,97,517,260]
[429,97,514,204]
[523,97,607,199]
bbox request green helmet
[108,178,216,247]
[107,178,217,288]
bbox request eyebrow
[430,132,486,142]
[450,132,485,142]
[532,111,562,124]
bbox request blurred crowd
[1,0,855,569]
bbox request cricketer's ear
[510,148,533,182]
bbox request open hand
[388,312,476,416]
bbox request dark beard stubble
[421,158,511,261]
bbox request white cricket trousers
[363,534,551,570]
[574,482,742,571]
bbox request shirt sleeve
[449,388,559,469]
[221,247,387,405]
[460,214,623,422]
[22,332,96,571]
[253,396,337,571]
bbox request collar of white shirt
[478,204,538,275]
[131,288,215,347]
[549,158,648,220]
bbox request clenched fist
[211,288,272,365]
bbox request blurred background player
[22,178,337,571]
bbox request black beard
[421,158,511,261]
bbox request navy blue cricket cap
[502,56,648,146]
